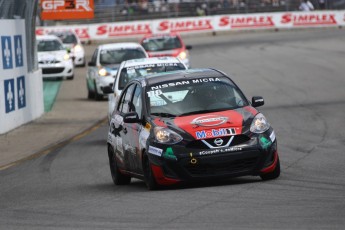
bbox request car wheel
[86,82,94,99]
[94,80,103,101]
[108,146,131,185]
[67,75,74,80]
[260,157,281,181]
[142,152,158,190]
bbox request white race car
[37,35,74,80]
[49,30,86,67]
[86,42,148,100]
[105,56,188,121]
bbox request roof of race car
[122,57,184,68]
[140,68,227,86]
[36,35,61,41]
[98,42,144,50]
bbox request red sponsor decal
[158,19,213,32]
[153,118,167,127]
[281,13,337,26]
[219,16,274,28]
[174,110,243,140]
[243,106,258,116]
[74,28,90,39]
[41,0,94,20]
[35,27,90,39]
[36,28,44,36]
[96,24,151,37]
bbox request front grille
[39,60,60,64]
[42,67,64,74]
[186,135,250,149]
[185,157,258,176]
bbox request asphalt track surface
[1,28,345,229]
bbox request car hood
[38,50,67,62]
[147,48,183,57]
[152,107,258,139]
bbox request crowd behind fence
[41,0,345,26]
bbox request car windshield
[118,63,186,90]
[37,40,64,52]
[100,48,147,65]
[58,33,77,44]
[147,77,249,117]
[141,36,182,51]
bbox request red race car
[140,33,192,68]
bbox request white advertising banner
[0,20,43,134]
[36,11,345,42]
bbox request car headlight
[74,44,83,52]
[63,54,70,60]
[98,68,111,77]
[250,113,270,133]
[154,127,182,144]
[178,51,188,60]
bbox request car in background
[86,42,148,100]
[36,35,74,80]
[140,33,192,68]
[49,30,86,67]
[105,56,188,121]
[107,68,280,190]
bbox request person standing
[299,0,314,11]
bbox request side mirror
[186,45,192,50]
[102,86,114,94]
[88,61,95,66]
[123,112,140,123]
[252,96,264,107]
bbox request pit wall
[0,20,44,135]
[36,11,345,42]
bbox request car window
[142,36,182,51]
[118,63,186,90]
[37,40,64,52]
[118,84,136,114]
[91,48,98,64]
[147,77,249,116]
[132,85,143,118]
[100,48,147,65]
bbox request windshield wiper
[150,112,176,118]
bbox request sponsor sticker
[191,115,228,127]
[198,147,242,156]
[195,128,236,140]
[148,146,163,157]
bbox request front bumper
[39,60,74,79]
[147,131,278,185]
[96,76,115,96]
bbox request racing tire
[142,152,158,190]
[108,146,131,185]
[87,82,94,99]
[67,75,74,80]
[94,80,103,101]
[260,157,281,181]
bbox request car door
[111,83,136,171]
[87,48,99,92]
[123,83,144,174]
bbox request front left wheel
[260,157,281,181]
[142,152,158,190]
[108,146,131,185]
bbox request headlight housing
[74,44,83,52]
[98,67,111,77]
[178,51,188,60]
[154,127,182,144]
[250,113,270,133]
[63,54,70,61]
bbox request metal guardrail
[40,0,345,26]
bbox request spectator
[319,0,326,9]
[299,0,314,11]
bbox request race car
[49,30,86,67]
[140,33,192,68]
[105,56,188,122]
[107,68,280,190]
[86,42,148,100]
[36,35,74,80]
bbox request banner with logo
[36,10,345,41]
[41,0,94,20]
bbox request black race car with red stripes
[107,68,280,190]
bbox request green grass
[43,80,62,112]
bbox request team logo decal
[214,138,223,146]
[191,115,228,127]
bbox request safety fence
[36,10,345,43]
